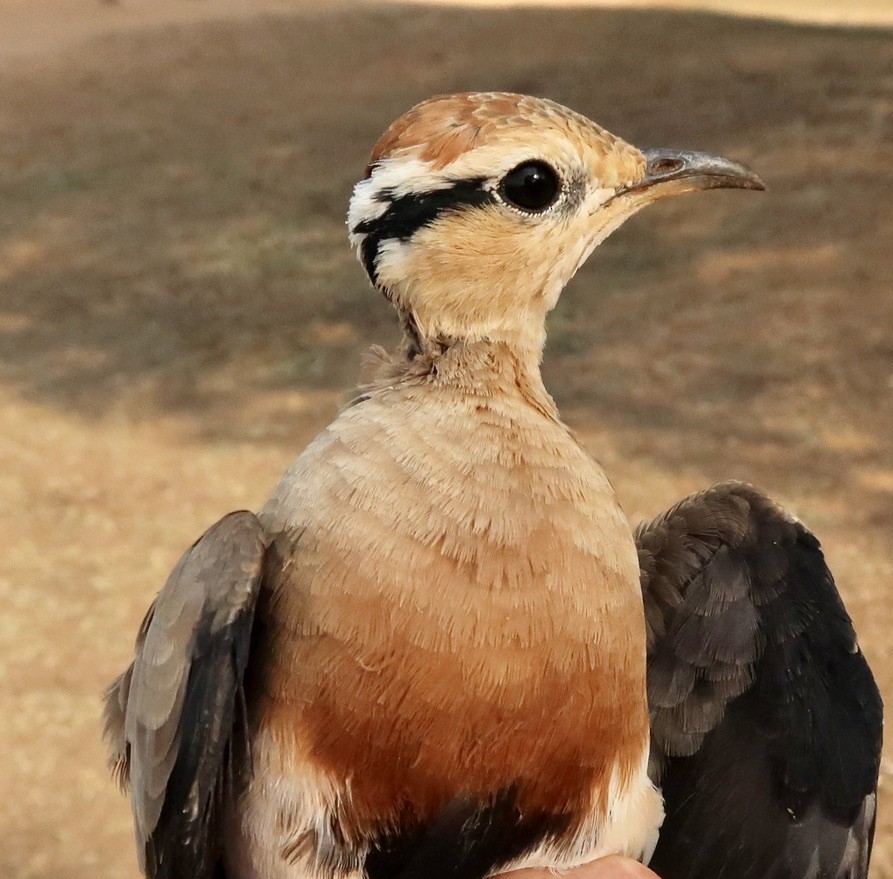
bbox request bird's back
[232,343,662,878]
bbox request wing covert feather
[103,511,267,879]
[638,482,882,879]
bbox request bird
[103,92,882,879]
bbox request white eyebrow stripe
[347,180,390,235]
[366,157,454,196]
[347,159,449,237]
[347,154,496,244]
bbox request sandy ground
[1,0,891,59]
[0,2,891,878]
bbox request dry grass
[0,3,890,878]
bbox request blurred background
[0,1,890,877]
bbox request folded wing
[103,511,267,879]
[638,482,882,879]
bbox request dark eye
[499,161,561,212]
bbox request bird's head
[349,92,763,356]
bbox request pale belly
[228,385,662,878]
[226,739,662,879]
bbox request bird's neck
[381,313,559,420]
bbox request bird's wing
[637,482,882,879]
[103,511,267,879]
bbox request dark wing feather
[103,511,267,879]
[638,482,882,879]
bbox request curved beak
[620,148,765,200]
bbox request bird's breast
[244,380,655,871]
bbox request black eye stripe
[354,179,494,284]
